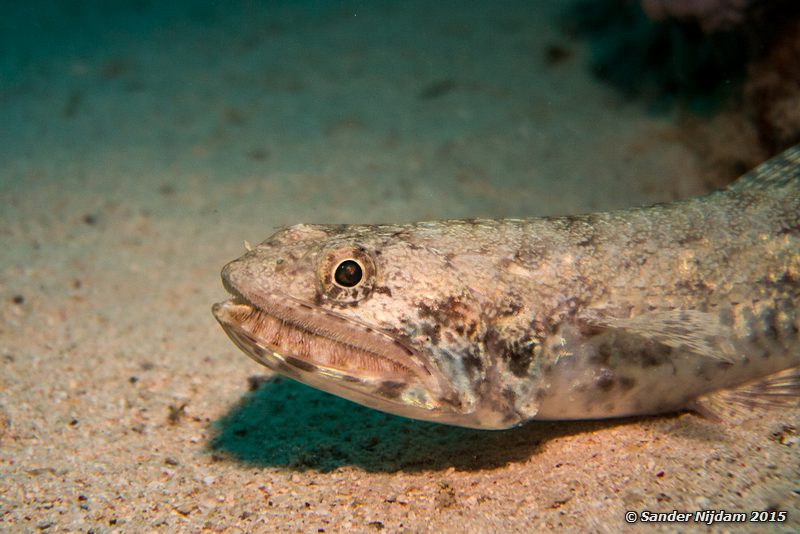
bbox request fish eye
[319,245,376,304]
[334,259,363,287]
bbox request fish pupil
[334,260,362,287]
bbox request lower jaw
[212,297,424,381]
[214,300,451,417]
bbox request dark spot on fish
[676,232,703,245]
[417,296,469,329]
[285,356,317,373]
[604,402,616,412]
[272,360,295,376]
[486,328,535,378]
[719,307,734,326]
[559,214,581,227]
[502,411,520,425]
[377,380,405,399]
[326,286,347,302]
[502,387,517,406]
[462,350,483,378]
[595,369,615,391]
[591,344,612,365]
[497,299,522,317]
[695,280,710,291]
[421,322,441,345]
[389,230,410,240]
[560,216,597,246]
[619,376,636,390]
[675,279,711,293]
[763,308,779,340]
[627,340,672,368]
[579,322,606,338]
[437,389,464,409]
[313,292,324,306]
[374,286,392,297]
[466,321,478,338]
[534,388,548,400]
[778,221,800,236]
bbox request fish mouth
[212,288,455,422]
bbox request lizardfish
[213,144,800,429]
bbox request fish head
[213,222,519,429]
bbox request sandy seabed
[1,1,798,532]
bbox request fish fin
[583,309,739,363]
[727,142,800,192]
[693,367,800,417]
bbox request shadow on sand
[208,376,650,473]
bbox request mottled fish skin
[213,145,800,429]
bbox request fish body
[213,145,800,429]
